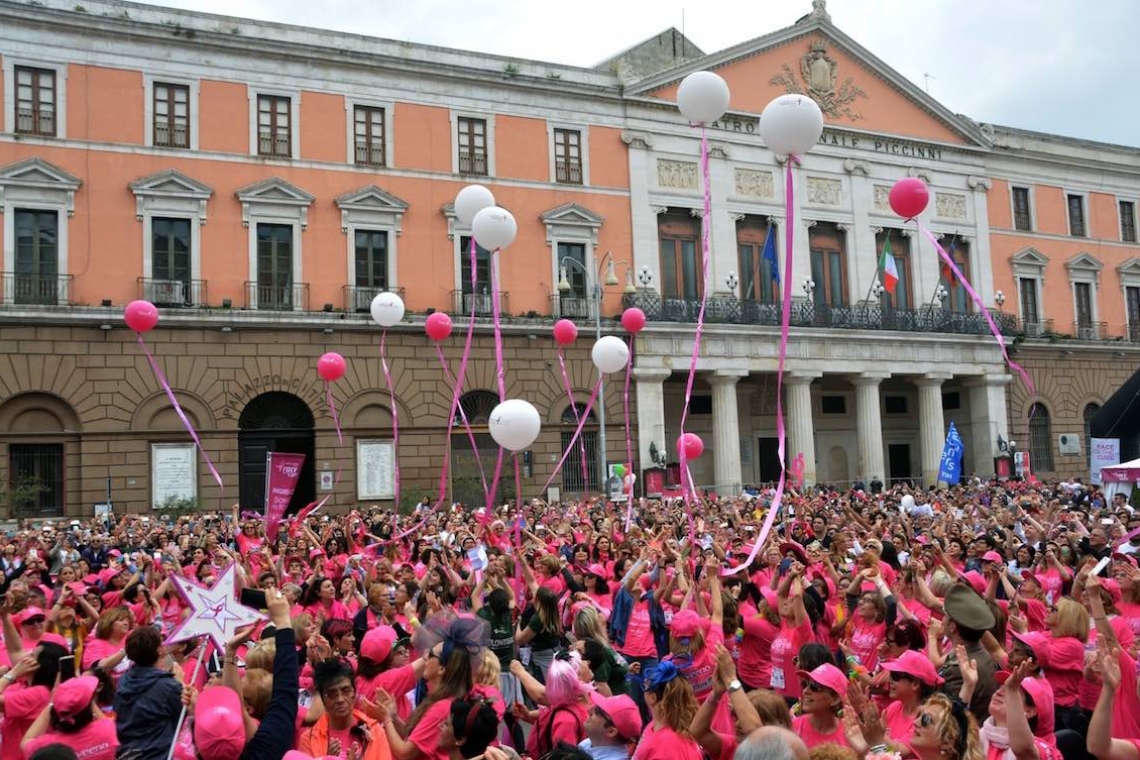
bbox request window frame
[3,58,67,139]
[8,442,65,517]
[548,124,588,185]
[346,98,394,168]
[1009,185,1034,232]
[874,228,912,311]
[247,87,300,159]
[1065,253,1103,331]
[1120,198,1137,243]
[149,216,193,291]
[808,222,848,308]
[1065,191,1088,238]
[130,170,211,301]
[13,65,57,137]
[145,76,198,150]
[237,178,313,311]
[352,228,390,291]
[450,111,495,177]
[657,210,702,301]
[0,158,80,306]
[939,237,972,314]
[1027,402,1054,473]
[736,216,779,304]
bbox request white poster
[357,439,395,500]
[151,443,196,508]
[1090,438,1121,485]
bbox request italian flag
[880,237,899,295]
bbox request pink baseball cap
[670,609,710,640]
[16,606,46,625]
[586,563,608,578]
[882,650,944,687]
[53,675,98,717]
[590,691,642,740]
[994,672,1056,736]
[1099,578,1123,606]
[1010,630,1052,666]
[982,551,1004,563]
[360,625,398,663]
[959,570,987,595]
[796,663,848,696]
[194,686,246,760]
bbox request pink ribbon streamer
[324,383,343,445]
[792,453,805,490]
[623,339,635,531]
[916,224,1035,397]
[379,330,401,508]
[536,379,602,499]
[556,348,590,489]
[136,334,223,490]
[726,161,798,575]
[436,344,489,502]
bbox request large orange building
[0,0,1135,517]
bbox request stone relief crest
[769,39,867,121]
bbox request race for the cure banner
[265,452,305,542]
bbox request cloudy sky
[136,0,1137,147]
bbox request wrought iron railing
[343,285,405,313]
[154,122,189,148]
[257,133,290,158]
[555,160,583,185]
[458,152,487,176]
[0,274,72,306]
[1126,324,1140,343]
[1019,319,1054,338]
[549,294,594,320]
[137,278,207,307]
[1072,321,1108,341]
[244,281,308,311]
[354,139,385,166]
[451,289,507,317]
[16,107,54,136]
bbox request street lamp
[872,280,885,299]
[802,278,816,296]
[994,290,1006,310]
[933,284,948,304]
[725,272,739,293]
[558,251,637,490]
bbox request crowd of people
[0,476,1138,760]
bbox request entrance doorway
[238,392,316,515]
[757,437,783,485]
[887,443,913,486]
[450,392,516,508]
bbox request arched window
[560,403,599,494]
[1084,403,1101,471]
[1028,403,1053,473]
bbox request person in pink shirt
[790,663,850,749]
[880,649,944,753]
[356,625,426,720]
[582,564,613,620]
[82,608,132,677]
[22,674,119,760]
[633,660,702,760]
[0,643,68,760]
[301,576,351,623]
[769,562,816,703]
[1111,556,1140,643]
[979,665,1060,760]
[1043,598,1087,730]
[1087,638,1140,760]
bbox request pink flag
[265,453,305,543]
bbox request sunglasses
[802,680,827,693]
[889,672,914,683]
[426,649,441,662]
[918,711,936,728]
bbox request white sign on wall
[356,439,395,500]
[151,443,197,507]
[1090,438,1121,485]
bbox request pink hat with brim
[882,649,944,687]
[586,563,608,578]
[670,609,710,639]
[194,686,246,760]
[360,625,397,663]
[960,570,987,595]
[982,551,1004,563]
[796,663,848,696]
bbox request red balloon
[425,312,453,341]
[676,432,704,460]
[317,352,346,382]
[621,307,647,334]
[889,177,929,219]
[124,300,159,333]
[552,319,578,346]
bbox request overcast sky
[136,0,1138,147]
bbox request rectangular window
[153,82,190,148]
[1067,194,1086,237]
[942,391,961,411]
[1012,187,1032,231]
[257,95,292,158]
[15,66,56,136]
[1018,277,1039,326]
[458,235,492,296]
[809,223,847,308]
[13,209,59,305]
[554,128,582,184]
[875,230,911,311]
[353,106,386,167]
[1074,282,1094,327]
[1128,286,1140,341]
[556,242,588,299]
[256,223,293,309]
[1122,201,1137,243]
[658,212,701,300]
[884,396,908,415]
[9,443,64,517]
[151,217,191,305]
[689,396,713,415]
[737,217,778,304]
[354,229,389,290]
[560,430,599,493]
[940,239,972,313]
[457,117,487,176]
[820,395,847,415]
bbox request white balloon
[454,185,495,227]
[760,94,824,157]
[591,335,630,374]
[900,494,916,512]
[488,399,541,452]
[472,206,517,251]
[370,291,405,328]
[677,71,731,125]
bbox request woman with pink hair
[515,650,591,758]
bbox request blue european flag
[762,224,780,285]
[938,421,964,485]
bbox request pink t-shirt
[1078,619,1136,711]
[619,598,657,659]
[632,722,702,760]
[738,612,777,688]
[24,717,119,760]
[1038,569,1064,605]
[770,618,815,699]
[667,626,724,702]
[82,637,125,672]
[407,697,453,760]
[1,683,50,760]
[792,714,849,749]
[1116,649,1140,739]
[849,616,887,671]
[1044,636,1084,708]
[883,700,918,752]
[357,664,417,720]
[587,591,613,620]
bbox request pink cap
[670,609,710,640]
[16,606,45,625]
[779,541,809,565]
[882,650,944,687]
[586,563,608,578]
[982,551,1004,563]
[360,625,398,663]
[1011,631,1052,666]
[960,570,987,595]
[1112,552,1138,568]
[994,672,1056,737]
[97,567,119,586]
[796,663,848,696]
[590,691,642,740]
[1099,578,1123,606]
[53,675,98,717]
[194,686,246,760]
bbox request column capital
[708,369,748,385]
[787,371,822,385]
[961,375,1012,388]
[851,372,890,386]
[914,373,953,386]
[632,367,671,383]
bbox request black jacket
[241,627,299,760]
[114,665,183,760]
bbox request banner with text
[265,452,305,543]
[1090,438,1121,485]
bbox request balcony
[244,281,308,311]
[257,133,291,158]
[154,122,189,149]
[549,294,595,320]
[458,152,487,176]
[1019,319,1055,338]
[555,159,583,185]
[137,278,207,307]
[621,290,1020,337]
[451,289,508,317]
[354,139,385,167]
[1126,324,1140,343]
[343,284,405,313]
[0,273,72,306]
[1073,321,1108,341]
[15,107,54,136]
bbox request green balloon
[614,464,626,478]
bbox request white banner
[1090,438,1121,485]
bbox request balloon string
[435,343,490,502]
[486,249,508,511]
[726,159,797,575]
[623,338,635,532]
[556,348,589,490]
[325,383,343,446]
[536,379,602,499]
[136,334,223,491]
[379,330,400,508]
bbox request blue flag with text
[938,421,964,484]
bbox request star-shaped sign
[164,563,266,651]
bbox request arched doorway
[450,391,516,508]
[238,392,315,515]
[560,402,599,494]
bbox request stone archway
[237,392,315,514]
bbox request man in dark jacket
[114,625,184,760]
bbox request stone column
[709,370,747,494]
[633,367,671,473]
[917,374,951,486]
[852,372,889,483]
[965,375,1011,474]
[786,372,821,485]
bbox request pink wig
[544,652,590,707]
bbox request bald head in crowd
[735,727,810,760]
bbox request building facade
[0,0,1136,516]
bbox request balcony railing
[16,107,54,136]
[1126,324,1140,343]
[1019,319,1054,338]
[343,284,405,313]
[354,140,385,166]
[1073,321,1108,341]
[257,133,291,158]
[0,273,72,306]
[451,289,507,317]
[137,278,207,307]
[154,122,189,148]
[555,159,583,185]
[458,152,487,176]
[245,281,308,311]
[621,291,1021,336]
[550,294,595,320]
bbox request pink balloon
[552,319,578,346]
[889,177,929,219]
[317,352,346,382]
[124,300,159,333]
[676,432,704,460]
[621,307,647,334]
[425,312,453,341]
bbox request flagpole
[929,232,958,309]
[863,229,890,307]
